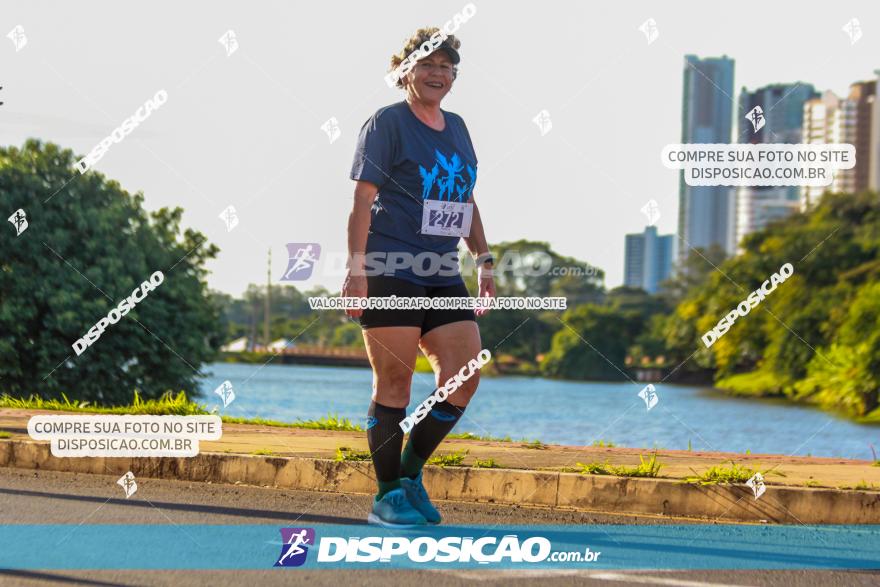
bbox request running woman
[344,28,494,528]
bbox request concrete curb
[2,439,879,524]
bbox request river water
[199,362,879,460]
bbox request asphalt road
[0,467,877,587]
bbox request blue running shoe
[400,472,441,524]
[367,488,427,528]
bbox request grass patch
[335,446,371,462]
[0,431,11,439]
[521,439,547,450]
[1,393,368,432]
[803,480,820,487]
[428,449,468,467]
[681,461,780,485]
[222,413,363,432]
[252,449,279,456]
[446,432,512,442]
[0,391,207,415]
[591,440,615,447]
[473,458,500,468]
[572,452,662,478]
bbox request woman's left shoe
[400,471,441,524]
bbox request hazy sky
[3,1,878,296]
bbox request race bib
[421,200,474,238]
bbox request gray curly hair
[389,27,460,89]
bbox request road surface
[0,467,876,586]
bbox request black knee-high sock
[401,400,466,479]
[366,401,405,499]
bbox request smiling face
[404,50,455,106]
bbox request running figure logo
[275,527,315,567]
[218,205,239,232]
[638,384,659,411]
[280,243,320,281]
[321,117,341,144]
[7,25,27,52]
[117,472,138,498]
[842,18,862,46]
[746,106,765,133]
[8,208,28,236]
[746,472,766,499]
[640,200,660,226]
[218,30,239,56]
[214,380,235,408]
[532,110,552,136]
[637,18,659,44]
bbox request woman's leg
[362,325,421,499]
[401,320,482,479]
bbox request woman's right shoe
[367,488,428,528]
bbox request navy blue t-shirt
[350,101,478,286]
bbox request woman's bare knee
[439,369,480,406]
[373,368,413,407]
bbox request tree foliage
[0,140,222,403]
[667,190,880,416]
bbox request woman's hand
[343,271,368,318]
[475,265,496,317]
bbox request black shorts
[358,275,476,336]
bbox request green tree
[541,304,643,380]
[461,240,604,361]
[0,140,222,403]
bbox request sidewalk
[3,408,880,524]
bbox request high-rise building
[802,80,877,208]
[842,81,876,194]
[735,83,818,247]
[677,55,736,261]
[871,70,880,191]
[624,225,675,294]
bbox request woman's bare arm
[343,180,378,317]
